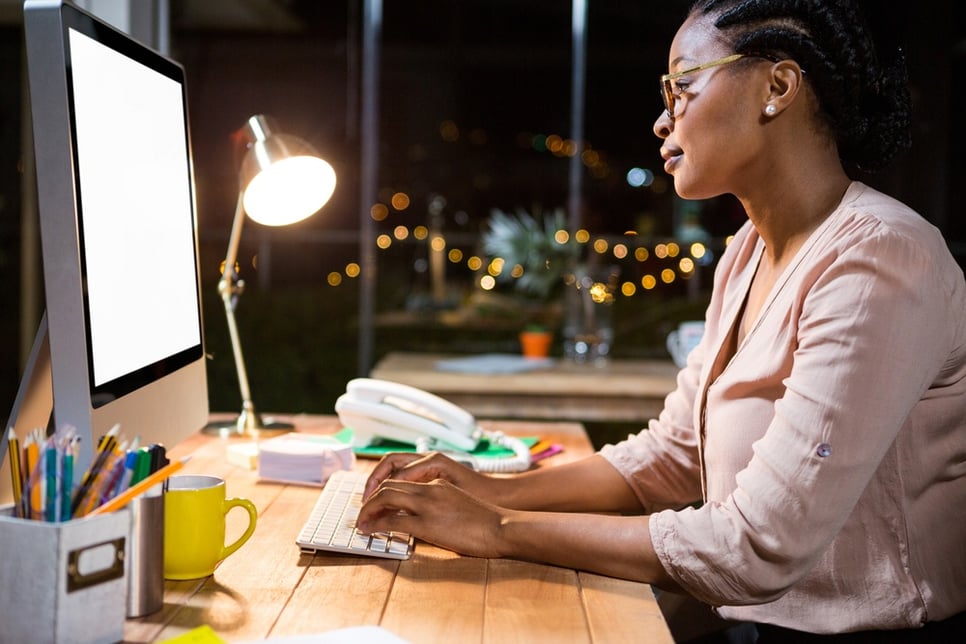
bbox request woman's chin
[671,176,724,202]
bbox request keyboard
[296,469,414,560]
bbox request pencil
[528,439,551,455]
[61,450,73,521]
[87,456,190,516]
[45,441,58,521]
[6,430,23,518]
[72,424,120,515]
[76,446,126,517]
[25,436,40,520]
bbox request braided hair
[689,0,911,172]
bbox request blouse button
[816,443,832,458]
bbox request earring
[764,104,778,116]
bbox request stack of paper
[226,442,259,470]
[257,433,355,486]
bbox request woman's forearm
[496,509,678,589]
[488,454,645,514]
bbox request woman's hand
[358,451,671,586]
[363,451,497,501]
[358,470,672,586]
[357,476,510,558]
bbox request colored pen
[114,448,140,497]
[88,456,190,516]
[130,447,152,485]
[531,443,564,463]
[150,444,168,473]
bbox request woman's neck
[739,162,852,264]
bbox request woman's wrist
[479,472,519,508]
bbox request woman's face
[653,14,770,200]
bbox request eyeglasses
[660,53,746,121]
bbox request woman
[357,0,966,639]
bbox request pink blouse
[600,182,966,633]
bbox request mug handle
[220,497,258,561]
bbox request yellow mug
[163,474,257,580]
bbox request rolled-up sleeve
[599,350,705,513]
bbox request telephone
[334,378,531,473]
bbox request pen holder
[126,485,165,617]
[0,505,129,644]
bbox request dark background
[0,0,963,421]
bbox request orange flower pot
[519,330,553,358]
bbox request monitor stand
[1,314,54,505]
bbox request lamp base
[202,407,293,439]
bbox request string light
[320,193,720,294]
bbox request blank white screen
[69,28,201,387]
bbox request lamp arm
[221,193,246,298]
[220,193,256,411]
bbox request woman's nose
[653,110,672,139]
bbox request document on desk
[434,353,553,374]
[166,624,409,644]
[237,625,409,643]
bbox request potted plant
[516,322,554,358]
[481,208,577,357]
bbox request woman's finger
[363,452,422,498]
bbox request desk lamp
[209,114,336,438]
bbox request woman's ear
[762,60,805,117]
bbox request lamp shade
[238,115,336,226]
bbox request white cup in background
[666,321,705,368]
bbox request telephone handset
[334,378,531,473]
[336,378,481,452]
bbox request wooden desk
[123,415,672,643]
[371,351,680,424]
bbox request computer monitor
[1,0,208,505]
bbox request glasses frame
[660,53,746,121]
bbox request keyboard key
[369,533,390,553]
[350,532,372,551]
[388,534,411,556]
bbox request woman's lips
[663,153,681,174]
[660,146,682,174]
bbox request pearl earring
[765,104,777,116]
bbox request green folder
[334,427,538,459]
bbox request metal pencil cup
[126,486,165,617]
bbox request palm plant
[481,208,577,302]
